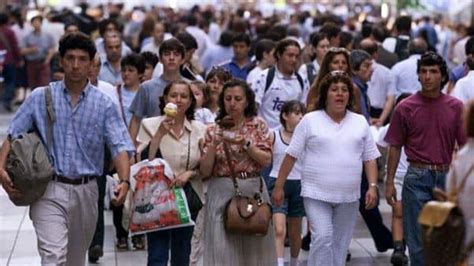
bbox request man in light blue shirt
[98,31,123,86]
[392,38,428,96]
[0,32,134,265]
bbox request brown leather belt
[225,172,260,179]
[410,162,449,172]
[52,175,98,185]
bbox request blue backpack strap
[306,63,315,85]
[295,72,304,92]
[264,66,276,94]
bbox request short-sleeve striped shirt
[7,81,135,179]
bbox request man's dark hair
[371,25,388,43]
[186,15,198,26]
[274,38,300,61]
[232,33,251,46]
[408,38,428,55]
[339,31,353,49]
[175,31,198,51]
[394,16,412,34]
[255,39,276,61]
[140,51,159,68]
[417,52,448,88]
[319,22,341,40]
[218,31,234,47]
[121,53,145,74]
[158,38,185,58]
[98,18,123,36]
[465,36,474,56]
[310,32,328,48]
[59,32,96,59]
[0,12,9,25]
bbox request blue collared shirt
[221,57,253,80]
[98,59,123,86]
[353,76,370,122]
[8,81,135,178]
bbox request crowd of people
[0,3,473,266]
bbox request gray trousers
[304,197,358,266]
[30,180,98,266]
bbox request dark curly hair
[59,32,96,60]
[159,80,196,121]
[417,51,448,89]
[316,71,355,111]
[215,79,258,122]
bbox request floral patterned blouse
[202,116,272,177]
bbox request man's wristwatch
[369,182,378,189]
[243,140,252,151]
[119,179,131,187]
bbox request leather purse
[222,142,272,236]
[418,164,474,266]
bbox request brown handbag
[418,164,474,266]
[222,142,272,236]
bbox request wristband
[369,182,378,189]
[119,179,131,187]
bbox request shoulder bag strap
[185,131,191,171]
[222,141,240,194]
[116,84,128,125]
[44,86,55,158]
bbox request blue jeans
[146,226,194,266]
[2,63,16,106]
[402,166,446,266]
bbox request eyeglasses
[327,47,349,53]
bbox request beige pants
[30,180,98,266]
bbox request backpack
[264,66,305,94]
[418,164,474,266]
[6,86,55,206]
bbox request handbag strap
[448,163,474,203]
[222,142,240,194]
[116,84,128,125]
[185,130,191,171]
[44,86,55,157]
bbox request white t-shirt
[377,124,408,178]
[270,128,303,180]
[246,66,264,87]
[367,62,396,109]
[286,110,380,203]
[451,70,474,104]
[195,108,215,124]
[252,67,309,130]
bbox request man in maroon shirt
[0,12,21,112]
[384,52,467,266]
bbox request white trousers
[303,197,358,266]
[30,180,98,266]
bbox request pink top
[202,116,272,177]
[385,92,466,165]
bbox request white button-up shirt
[367,61,396,109]
[392,54,422,96]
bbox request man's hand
[385,181,397,206]
[272,186,285,207]
[111,182,129,207]
[0,168,23,200]
[365,186,378,210]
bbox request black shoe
[390,248,408,265]
[116,237,128,250]
[132,235,145,250]
[88,245,103,263]
[301,232,310,251]
[346,250,351,262]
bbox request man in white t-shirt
[451,37,474,104]
[246,39,276,87]
[252,38,309,130]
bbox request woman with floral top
[200,79,277,265]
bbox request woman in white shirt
[272,70,380,266]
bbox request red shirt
[385,92,466,165]
[0,26,21,65]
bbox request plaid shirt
[8,81,134,179]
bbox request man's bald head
[408,38,428,55]
[359,38,378,57]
